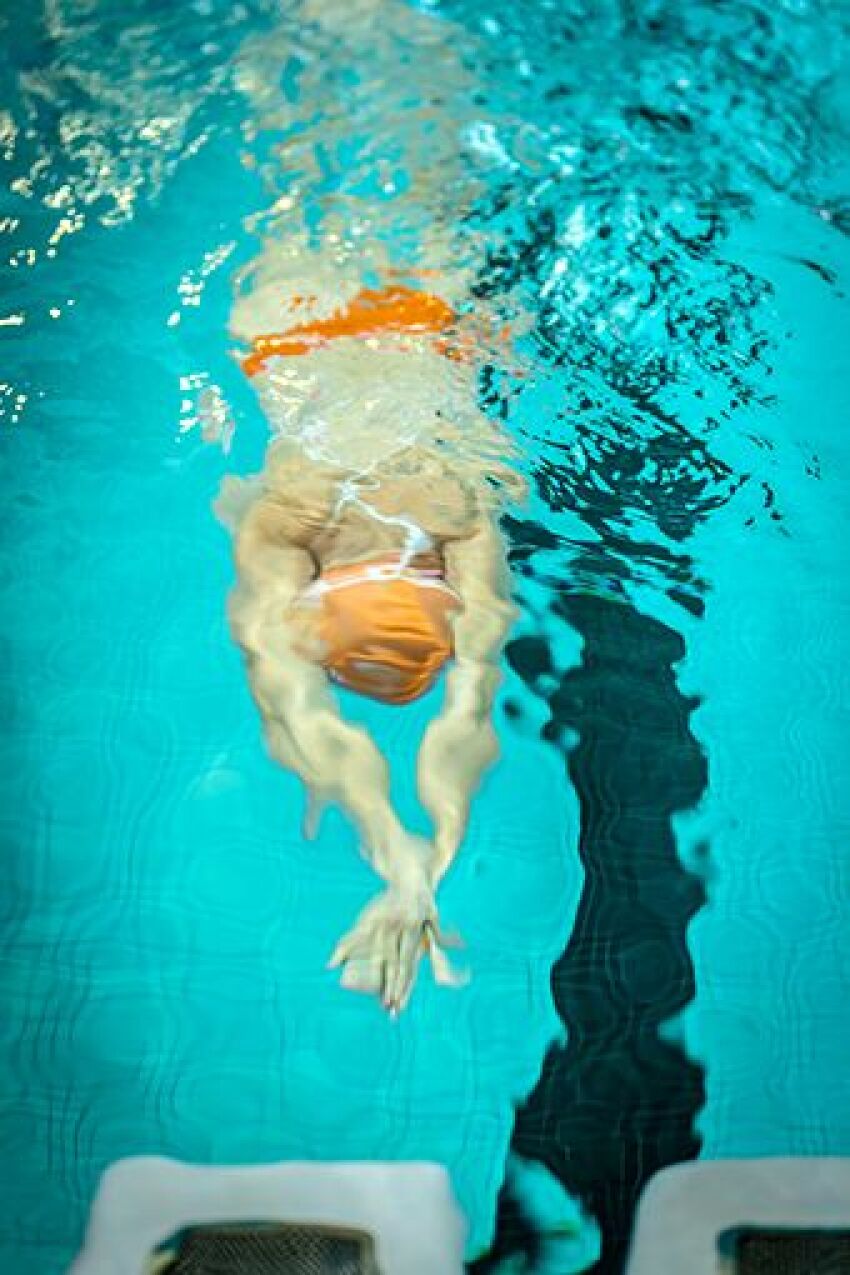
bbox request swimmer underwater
[216,0,525,1014]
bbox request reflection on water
[3,0,850,1271]
[460,1,849,1266]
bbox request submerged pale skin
[218,337,521,1011]
[219,0,523,1012]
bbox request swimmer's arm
[417,516,515,884]
[230,500,430,894]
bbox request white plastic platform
[69,1156,466,1275]
[625,1157,850,1274]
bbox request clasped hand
[328,838,464,1014]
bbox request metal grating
[155,1222,380,1275]
[732,1228,850,1275]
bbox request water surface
[2,3,850,1273]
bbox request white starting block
[69,1156,466,1275]
[625,1158,850,1274]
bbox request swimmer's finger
[327,937,350,970]
[328,915,380,969]
[384,926,421,1012]
[396,977,415,1015]
[429,943,469,988]
[425,926,470,989]
[429,923,464,951]
[328,930,366,969]
[341,957,383,995]
[379,931,401,1013]
[380,926,406,1012]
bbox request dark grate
[157,1222,379,1275]
[730,1228,850,1275]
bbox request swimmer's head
[314,571,459,706]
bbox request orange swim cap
[315,568,459,706]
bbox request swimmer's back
[263,441,479,566]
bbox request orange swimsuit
[241,284,457,378]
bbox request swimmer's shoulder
[261,443,344,546]
[368,457,474,543]
[401,447,524,538]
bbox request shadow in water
[472,561,708,1275]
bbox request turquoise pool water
[2,2,849,1272]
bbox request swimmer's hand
[328,871,465,1014]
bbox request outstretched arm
[417,512,516,885]
[228,493,430,895]
[227,491,452,1010]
